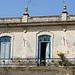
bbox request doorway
[40,42,46,66]
[38,35,51,66]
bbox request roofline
[28,15,60,18]
[0,17,22,19]
[0,20,75,24]
[0,14,75,19]
[0,20,75,27]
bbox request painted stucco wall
[25,26,75,58]
[0,25,75,58]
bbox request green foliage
[17,59,20,62]
[2,60,5,62]
[41,60,45,62]
[58,52,64,56]
[67,61,71,66]
[51,59,54,62]
[58,60,62,63]
[62,62,67,66]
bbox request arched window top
[39,35,51,41]
[0,36,11,42]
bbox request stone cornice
[0,20,75,27]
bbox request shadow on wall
[25,40,34,52]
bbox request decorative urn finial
[25,6,28,14]
[63,3,66,11]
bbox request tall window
[0,36,11,59]
[38,35,51,66]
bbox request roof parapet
[61,2,68,21]
[22,6,29,22]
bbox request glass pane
[1,37,11,42]
[1,43,5,58]
[40,36,50,41]
[5,43,9,58]
[0,43,1,57]
[8,38,10,42]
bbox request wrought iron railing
[0,58,75,66]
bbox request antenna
[24,0,31,14]
[27,0,31,7]
[62,0,65,4]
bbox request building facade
[0,5,75,66]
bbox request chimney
[22,6,29,22]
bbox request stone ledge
[0,66,75,72]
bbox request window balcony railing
[0,58,75,67]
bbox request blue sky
[0,0,75,18]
